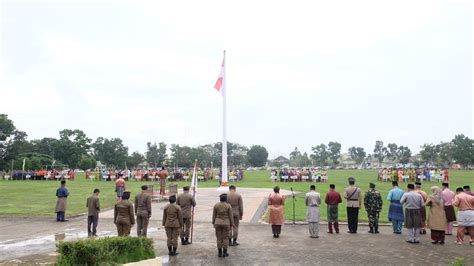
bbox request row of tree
[0,114,269,170]
[1,114,472,170]
[273,136,473,168]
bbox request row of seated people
[377,168,449,182]
[270,169,329,182]
[2,170,75,180]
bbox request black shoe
[172,247,178,256]
[374,227,379,234]
[184,237,191,245]
[181,238,186,245]
[168,246,172,256]
[273,234,276,238]
[233,239,239,246]
[431,241,438,244]
[223,248,229,257]
[439,241,445,245]
[276,234,280,238]
[218,248,223,257]
[229,238,233,246]
[61,219,69,222]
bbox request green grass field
[0,170,472,222]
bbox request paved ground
[0,188,473,265]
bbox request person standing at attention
[55,180,69,222]
[305,185,321,238]
[325,184,342,234]
[344,177,361,233]
[387,181,405,234]
[227,185,243,246]
[400,184,424,244]
[135,185,152,237]
[441,182,456,235]
[213,193,234,258]
[364,183,383,234]
[177,186,196,245]
[86,188,100,237]
[268,186,285,238]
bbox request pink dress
[268,193,285,225]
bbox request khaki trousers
[136,215,150,237]
[166,227,180,247]
[116,222,131,236]
[229,215,240,239]
[181,218,192,238]
[215,224,230,248]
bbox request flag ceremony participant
[114,191,135,236]
[177,186,196,245]
[364,183,383,234]
[344,177,361,233]
[268,186,285,238]
[55,180,69,222]
[212,193,234,258]
[227,185,243,246]
[86,188,100,237]
[441,182,456,235]
[325,184,342,234]
[305,185,321,238]
[135,185,152,237]
[387,181,404,234]
[400,184,424,244]
[452,187,474,245]
[415,182,428,234]
[163,195,183,256]
[425,186,447,244]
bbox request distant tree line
[269,136,473,168]
[0,114,269,170]
[1,114,472,170]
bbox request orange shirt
[453,192,474,211]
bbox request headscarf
[430,186,443,204]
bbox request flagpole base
[217,182,229,192]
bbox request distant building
[96,161,106,171]
[273,156,290,164]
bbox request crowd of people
[377,168,450,182]
[3,169,76,180]
[267,178,474,246]
[270,168,329,182]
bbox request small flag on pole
[214,59,224,95]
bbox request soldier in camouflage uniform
[364,183,383,234]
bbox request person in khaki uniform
[213,193,234,258]
[227,185,243,246]
[86,188,100,237]
[114,191,135,236]
[135,185,152,237]
[177,186,196,245]
[163,195,183,256]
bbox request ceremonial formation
[50,174,474,262]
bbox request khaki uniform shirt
[114,200,135,225]
[344,186,362,208]
[177,192,196,219]
[86,195,100,216]
[163,203,183,228]
[135,192,152,217]
[227,191,243,218]
[212,202,234,226]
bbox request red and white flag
[214,59,224,94]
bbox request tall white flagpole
[220,50,228,188]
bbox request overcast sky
[0,0,472,158]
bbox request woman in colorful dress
[268,186,285,238]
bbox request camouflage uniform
[364,188,383,233]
